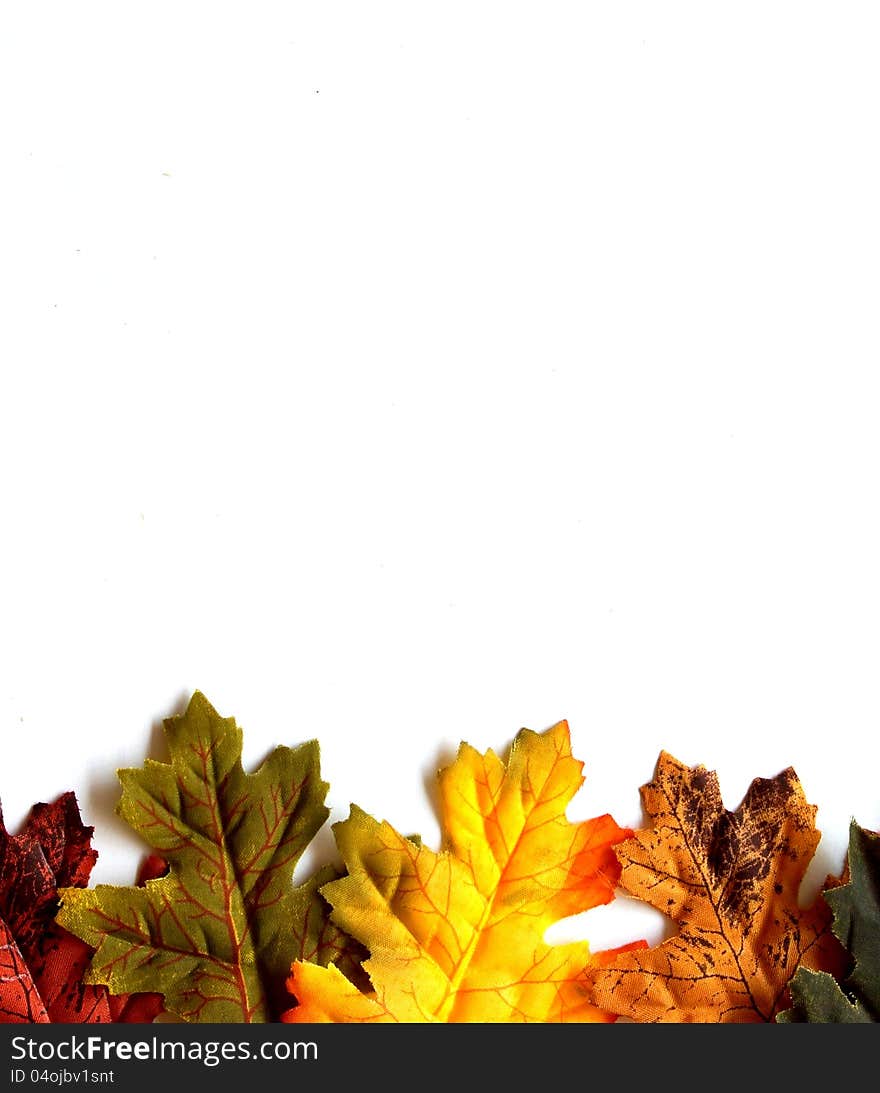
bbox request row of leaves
[1,691,876,1024]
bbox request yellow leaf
[284,721,632,1022]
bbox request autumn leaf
[0,919,45,1023]
[581,751,848,1022]
[56,691,363,1022]
[286,864,370,999]
[778,820,880,1022]
[0,792,163,1023]
[284,720,635,1022]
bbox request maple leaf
[778,820,880,1022]
[284,720,634,1022]
[581,751,848,1022]
[56,691,363,1022]
[287,865,370,998]
[0,792,163,1023]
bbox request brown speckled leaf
[583,751,848,1022]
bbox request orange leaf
[284,721,632,1022]
[583,751,848,1022]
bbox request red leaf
[0,793,163,1024]
[0,918,48,1023]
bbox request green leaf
[825,821,880,1014]
[288,864,370,998]
[56,691,357,1022]
[779,968,872,1023]
[776,820,880,1023]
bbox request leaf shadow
[83,688,191,870]
[421,742,458,845]
[418,726,534,852]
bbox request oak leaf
[582,751,848,1022]
[0,792,163,1023]
[778,820,880,1022]
[56,691,364,1022]
[284,720,634,1022]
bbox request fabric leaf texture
[779,820,880,1022]
[285,720,636,1022]
[56,691,354,1021]
[0,792,162,1023]
[582,751,847,1022]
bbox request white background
[2,2,879,951]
